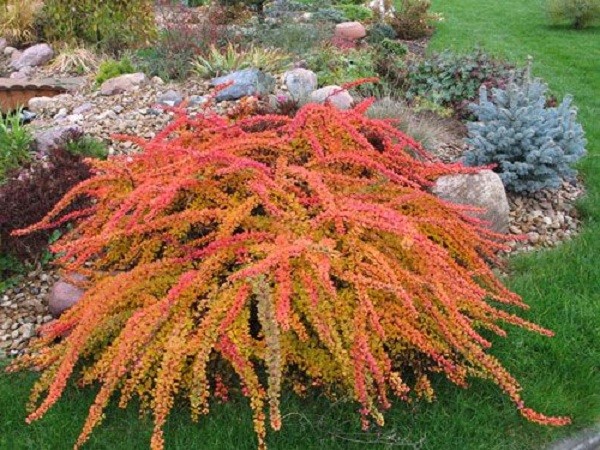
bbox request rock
[188,95,208,107]
[283,68,318,101]
[10,43,54,70]
[10,50,22,63]
[0,38,6,53]
[73,102,94,115]
[309,85,354,110]
[48,275,86,318]
[3,46,16,56]
[432,169,510,234]
[211,68,276,102]
[28,96,55,113]
[157,89,183,107]
[54,108,68,120]
[335,22,367,41]
[151,76,165,85]
[33,125,83,155]
[100,72,147,96]
[19,323,35,340]
[9,69,30,80]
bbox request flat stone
[432,169,510,234]
[28,96,55,113]
[73,102,94,115]
[211,68,275,102]
[100,72,147,96]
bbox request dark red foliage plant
[8,91,569,450]
[0,148,92,263]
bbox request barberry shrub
[9,99,569,450]
[464,80,586,193]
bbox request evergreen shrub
[464,79,586,193]
[9,98,570,449]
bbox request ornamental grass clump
[9,94,569,450]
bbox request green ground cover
[0,1,598,449]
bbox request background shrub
[134,7,234,81]
[546,0,600,28]
[0,0,43,45]
[252,22,334,56]
[192,43,291,78]
[404,49,524,118]
[95,58,136,85]
[307,46,379,89]
[389,0,438,40]
[38,0,156,53]
[0,111,33,184]
[336,4,373,21]
[366,21,398,45]
[464,79,586,193]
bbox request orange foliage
[8,99,569,450]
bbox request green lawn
[1,1,599,449]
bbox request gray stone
[73,102,93,115]
[28,96,55,113]
[9,67,33,80]
[0,38,6,54]
[10,43,54,70]
[211,68,276,102]
[19,323,35,340]
[100,72,147,96]
[3,46,16,56]
[309,85,354,110]
[188,95,208,107]
[157,89,183,107]
[432,169,510,233]
[54,108,68,120]
[48,275,86,318]
[33,125,83,155]
[283,68,317,101]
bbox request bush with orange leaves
[8,96,569,450]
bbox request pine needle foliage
[8,98,569,450]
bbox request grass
[1,1,599,449]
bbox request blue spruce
[463,79,586,193]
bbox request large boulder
[10,43,54,70]
[100,72,147,96]
[283,68,318,101]
[335,22,367,41]
[211,68,276,102]
[431,169,510,234]
[48,274,87,317]
[309,85,354,110]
